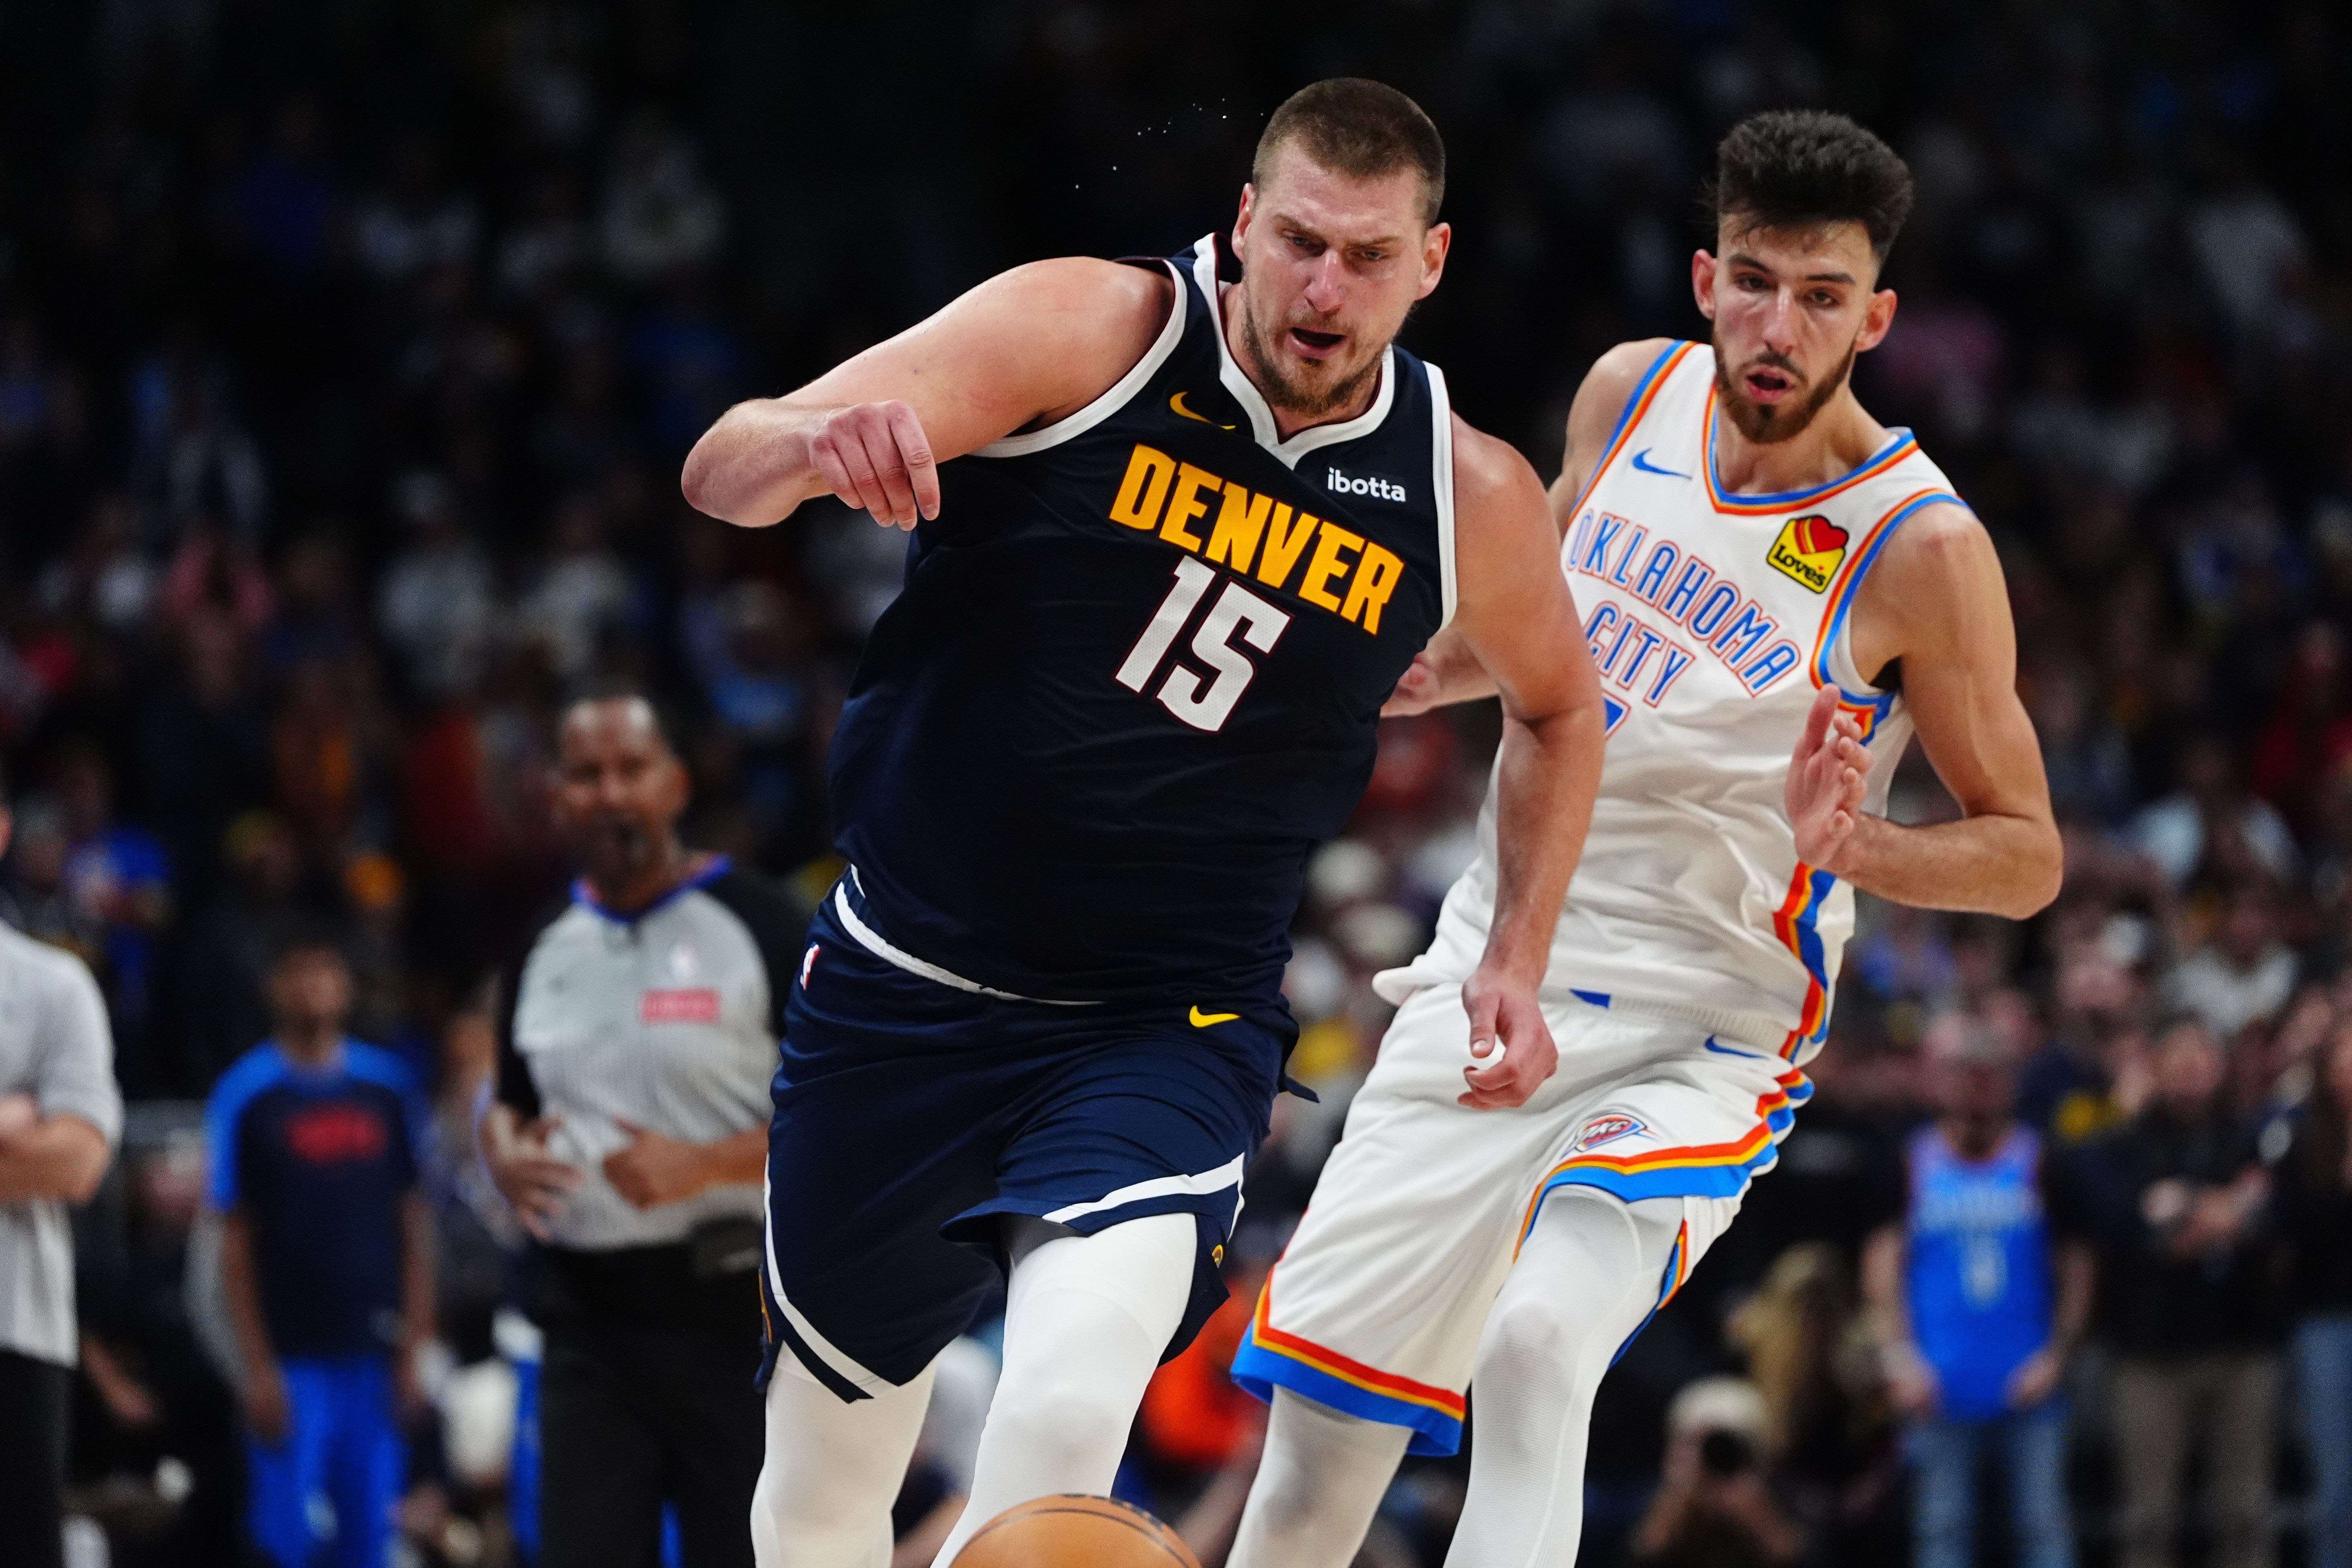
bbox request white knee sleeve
[1228,1387,1413,1568]
[1444,1191,1687,1568]
[931,1213,1198,1567]
[753,1352,938,1568]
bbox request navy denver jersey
[830,234,1457,1002]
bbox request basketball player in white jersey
[1225,110,2063,1567]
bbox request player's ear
[1233,182,1258,253]
[1416,221,1451,299]
[1691,250,1718,321]
[1856,286,1898,353]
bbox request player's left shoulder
[1854,495,2014,674]
[1867,496,2001,601]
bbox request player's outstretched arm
[1445,417,1611,1109]
[1790,504,2062,919]
[680,259,1172,529]
[1384,339,1674,718]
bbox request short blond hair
[1253,78,1445,226]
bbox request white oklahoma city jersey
[1383,340,1961,1064]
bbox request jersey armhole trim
[1812,487,1966,701]
[1559,340,1695,526]
[974,262,1187,459]
[1428,362,1458,630]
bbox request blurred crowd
[3,0,2352,1565]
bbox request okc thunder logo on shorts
[1570,1111,1648,1153]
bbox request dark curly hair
[1704,110,1914,262]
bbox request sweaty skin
[682,149,1607,1107]
[1388,218,2060,922]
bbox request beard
[578,813,655,888]
[1238,289,1384,418]
[1713,325,1858,445]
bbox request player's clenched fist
[806,399,941,530]
[1459,961,1561,1109]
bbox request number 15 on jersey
[1116,558,1292,734]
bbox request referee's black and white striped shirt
[496,858,799,1253]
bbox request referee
[483,694,798,1568]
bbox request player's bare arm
[1444,415,1611,1109]
[1545,338,1683,528]
[1788,504,2062,918]
[1386,339,1673,717]
[680,258,1172,528]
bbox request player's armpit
[682,258,1173,528]
[1547,337,1681,536]
[1450,419,1605,744]
[1382,626,1496,715]
[1836,503,2062,918]
[1447,416,1607,997]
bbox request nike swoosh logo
[1189,1007,1240,1027]
[1171,391,1235,429]
[1629,448,1690,479]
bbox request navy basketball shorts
[756,883,1290,1402]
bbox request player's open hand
[1787,685,1869,874]
[807,400,940,530]
[1459,963,1559,1109]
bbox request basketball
[951,1494,1203,1568]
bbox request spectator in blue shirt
[1864,1019,2096,1568]
[207,933,435,1568]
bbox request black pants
[539,1321,766,1568]
[0,1348,72,1568]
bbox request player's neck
[1709,388,1890,499]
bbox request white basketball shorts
[1232,982,1809,1455]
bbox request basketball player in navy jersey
[683,80,1605,1567]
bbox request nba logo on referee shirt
[1571,1112,1646,1153]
